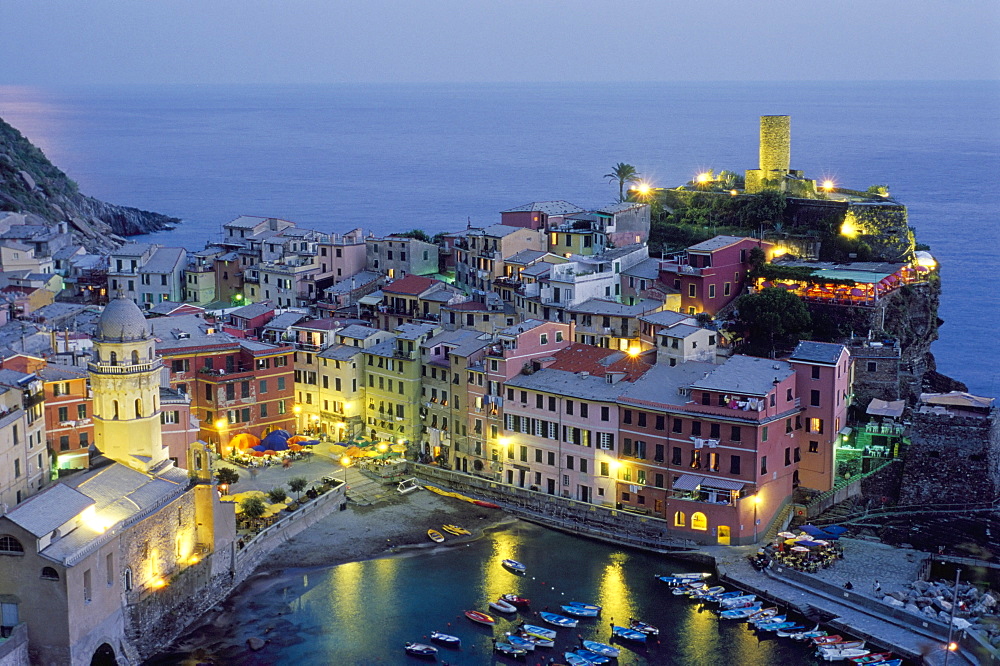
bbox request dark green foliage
[241,496,266,522]
[395,229,431,243]
[288,476,308,499]
[818,235,874,263]
[604,163,640,202]
[216,467,240,487]
[732,288,812,356]
[267,487,287,504]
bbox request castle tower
[759,115,791,173]
[89,297,169,473]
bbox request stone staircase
[762,502,794,543]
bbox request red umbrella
[251,450,265,458]
[263,449,276,456]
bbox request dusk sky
[2,0,998,84]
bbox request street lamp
[943,568,962,666]
[214,418,228,455]
[340,455,352,486]
[752,494,762,543]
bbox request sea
[0,82,996,396]
[0,82,996,664]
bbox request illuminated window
[674,511,686,527]
[691,512,708,531]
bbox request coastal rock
[246,637,266,651]
[905,603,921,614]
[923,606,938,618]
[885,596,905,608]
[18,169,35,190]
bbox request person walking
[873,580,881,594]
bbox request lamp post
[293,404,302,434]
[214,418,228,456]
[753,494,762,543]
[340,455,352,487]
[943,568,962,666]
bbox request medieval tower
[745,114,811,194]
[89,297,170,472]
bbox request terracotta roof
[447,301,489,311]
[383,274,438,296]
[546,343,651,381]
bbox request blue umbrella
[261,432,289,449]
[269,439,289,452]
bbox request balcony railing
[88,360,162,375]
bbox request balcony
[88,360,163,375]
[198,365,254,379]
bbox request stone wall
[899,410,1000,505]
[760,116,791,173]
[123,484,346,662]
[850,344,902,404]
[0,624,28,666]
[843,202,915,262]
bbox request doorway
[717,525,731,546]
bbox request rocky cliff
[0,116,179,252]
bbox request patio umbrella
[288,443,303,452]
[288,435,309,445]
[329,444,346,456]
[345,445,363,456]
[251,450,265,457]
[778,531,796,539]
[850,288,865,297]
[269,440,289,452]
[272,429,292,439]
[231,433,260,450]
[791,546,810,552]
[263,449,276,456]
[390,443,407,453]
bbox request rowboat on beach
[540,611,578,627]
[464,609,496,625]
[426,529,444,543]
[441,524,470,536]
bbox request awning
[672,474,705,491]
[358,293,383,305]
[867,398,905,418]
[699,476,745,491]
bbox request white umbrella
[778,531,796,539]
[791,546,810,552]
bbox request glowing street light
[696,172,712,184]
[340,455,353,485]
[821,179,835,192]
[752,494,762,543]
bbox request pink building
[788,341,853,491]
[500,201,585,231]
[658,236,772,315]
[222,301,275,339]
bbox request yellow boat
[427,529,445,543]
[442,524,470,536]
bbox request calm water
[0,82,995,393]
[154,522,820,665]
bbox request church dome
[96,298,152,342]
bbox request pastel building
[658,236,771,315]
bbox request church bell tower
[89,297,168,473]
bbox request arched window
[131,350,140,364]
[41,567,59,580]
[0,535,24,554]
[691,512,708,531]
[673,511,686,527]
[109,351,118,366]
[112,400,120,420]
[123,567,133,591]
[135,399,142,418]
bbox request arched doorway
[91,643,117,666]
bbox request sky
[1,0,998,84]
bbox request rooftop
[789,341,848,366]
[383,274,439,296]
[687,235,755,253]
[502,200,585,215]
[690,355,794,396]
[570,298,662,317]
[620,361,719,408]
[505,249,548,266]
[228,301,275,320]
[545,343,651,382]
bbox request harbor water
[152,521,822,665]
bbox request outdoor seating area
[225,430,319,468]
[763,524,847,573]
[757,262,932,307]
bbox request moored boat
[758,621,797,633]
[581,639,620,657]
[464,609,496,625]
[866,660,901,666]
[575,648,611,664]
[515,631,554,648]
[817,647,870,661]
[493,640,527,657]
[812,635,845,645]
[849,653,893,664]
[441,524,470,535]
[490,598,518,614]
[629,618,659,636]
[520,622,557,640]
[427,529,444,543]
[563,653,592,666]
[561,604,600,617]
[710,590,745,602]
[540,611,578,627]
[719,604,763,620]
[404,642,438,657]
[503,633,536,651]
[429,631,460,647]
[791,625,826,641]
[567,601,602,612]
[720,594,758,609]
[501,593,531,608]
[690,585,726,599]
[775,624,807,637]
[671,572,712,580]
[611,624,647,642]
[502,558,526,574]
[819,641,866,651]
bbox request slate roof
[594,201,648,214]
[262,312,306,331]
[506,250,548,265]
[228,301,274,320]
[687,235,752,253]
[383,274,438,296]
[502,201,585,215]
[36,363,88,382]
[506,368,630,402]
[4,484,93,537]
[497,319,545,336]
[337,324,383,340]
[225,215,270,229]
[619,361,719,408]
[569,298,661,317]
[789,341,847,365]
[621,257,661,279]
[690,355,794,396]
[142,247,185,273]
[639,310,695,327]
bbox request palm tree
[604,163,640,202]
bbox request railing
[804,459,897,519]
[811,494,1000,526]
[681,401,764,419]
[88,360,162,375]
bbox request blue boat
[492,639,527,657]
[514,631,554,648]
[561,604,600,617]
[520,623,557,640]
[759,621,797,632]
[501,558,526,574]
[567,601,602,612]
[575,648,611,664]
[540,611,578,628]
[611,624,648,642]
[581,640,620,657]
[404,642,438,657]
[503,633,536,651]
[563,652,592,666]
[709,590,744,602]
[719,604,763,620]
[429,631,460,647]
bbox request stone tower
[759,115,791,174]
[89,297,169,473]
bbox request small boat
[791,625,826,641]
[709,591,744,602]
[581,640,620,657]
[817,647,870,662]
[867,661,901,666]
[671,572,711,580]
[540,611,578,628]
[690,585,726,599]
[720,594,758,609]
[759,621,798,633]
[516,630,554,648]
[563,653,592,666]
[561,604,599,617]
[575,648,611,664]
[656,574,706,586]
[493,640,528,657]
[849,653,893,664]
[503,633,536,651]
[464,609,496,625]
[629,618,659,636]
[751,615,786,628]
[429,631,461,647]
[404,642,438,657]
[611,624,647,642]
[490,598,518,614]
[502,558,526,574]
[427,529,444,543]
[776,625,807,638]
[520,623,557,640]
[672,583,706,596]
[441,524,470,535]
[719,605,763,620]
[747,607,778,621]
[474,500,501,508]
[567,601,602,612]
[812,635,845,645]
[819,641,866,651]
[501,593,531,608]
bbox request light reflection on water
[153,521,820,665]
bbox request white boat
[502,558,527,574]
[719,594,757,608]
[490,598,518,614]
[818,647,870,661]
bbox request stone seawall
[124,485,346,662]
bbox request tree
[395,229,431,243]
[216,467,239,492]
[732,288,812,357]
[240,496,266,528]
[604,163,640,202]
[267,487,287,504]
[288,477,308,501]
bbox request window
[674,511,686,527]
[794,447,801,462]
[708,284,716,299]
[83,569,92,603]
[623,409,632,424]
[785,447,792,466]
[540,333,549,345]
[106,553,114,586]
[654,414,664,431]
[724,282,731,296]
[731,426,741,442]
[810,389,821,407]
[691,512,707,531]
[811,366,821,379]
[809,440,819,453]
[671,446,682,465]
[0,535,24,554]
[867,361,878,372]
[277,377,286,391]
[710,423,720,439]
[691,421,702,436]
[259,380,268,394]
[41,566,59,580]
[78,404,87,419]
[260,403,268,418]
[58,406,68,422]
[729,455,741,475]
[760,456,768,475]
[600,461,609,476]
[580,402,589,418]
[566,400,574,415]
[672,418,683,433]
[808,418,824,434]
[688,284,696,298]
[555,331,563,342]
[601,406,609,421]
[762,426,768,442]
